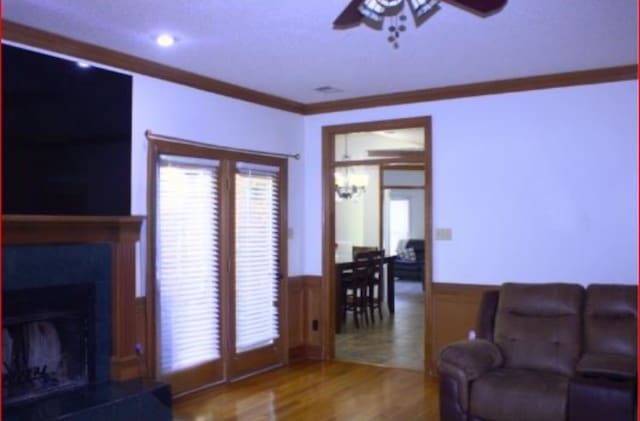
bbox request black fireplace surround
[4,284,93,405]
[2,243,171,420]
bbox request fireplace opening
[2,284,94,406]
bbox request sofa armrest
[439,339,503,380]
[438,339,503,414]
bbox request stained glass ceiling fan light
[410,0,442,18]
[333,0,507,49]
[357,0,442,48]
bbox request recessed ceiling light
[156,34,175,47]
[77,61,91,68]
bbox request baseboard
[289,345,322,361]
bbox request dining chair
[344,254,372,328]
[349,250,385,324]
[363,249,385,323]
[351,246,378,260]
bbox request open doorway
[321,117,434,373]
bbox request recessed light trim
[156,34,176,47]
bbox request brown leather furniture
[438,283,637,421]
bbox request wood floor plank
[173,361,440,420]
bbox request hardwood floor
[336,280,425,370]
[173,360,440,420]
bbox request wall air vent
[314,86,344,94]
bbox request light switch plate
[435,228,452,241]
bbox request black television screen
[2,44,132,216]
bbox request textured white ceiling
[2,0,637,103]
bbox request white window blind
[235,162,280,353]
[156,154,221,375]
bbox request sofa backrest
[477,290,500,341]
[404,239,423,249]
[584,284,637,357]
[494,283,583,376]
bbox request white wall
[383,169,425,243]
[362,166,380,247]
[131,75,305,293]
[22,43,636,288]
[389,189,425,240]
[335,198,364,261]
[302,81,638,285]
[383,189,425,253]
[383,170,424,186]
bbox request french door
[148,140,287,395]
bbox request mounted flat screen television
[2,44,132,216]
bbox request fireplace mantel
[3,215,143,244]
[3,214,145,381]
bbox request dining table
[335,255,397,333]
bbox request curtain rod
[145,130,300,160]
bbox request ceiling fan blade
[333,0,364,28]
[442,0,507,16]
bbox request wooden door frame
[146,139,289,392]
[320,116,435,374]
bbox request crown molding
[302,64,638,114]
[3,20,636,117]
[2,20,306,114]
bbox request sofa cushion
[494,283,583,376]
[395,239,408,254]
[577,353,636,379]
[568,374,636,421]
[397,247,416,262]
[584,284,637,358]
[470,368,569,421]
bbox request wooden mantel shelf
[3,215,144,244]
[2,214,145,381]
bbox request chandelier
[335,136,369,201]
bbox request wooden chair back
[352,246,378,260]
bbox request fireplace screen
[3,285,92,405]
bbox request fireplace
[2,216,172,420]
[3,284,93,405]
[2,243,113,408]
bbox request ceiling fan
[334,0,507,29]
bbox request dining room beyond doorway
[335,279,424,370]
[332,127,426,371]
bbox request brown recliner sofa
[438,283,637,421]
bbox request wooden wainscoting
[288,275,322,360]
[135,276,322,380]
[431,282,497,361]
[135,297,148,377]
[138,280,496,370]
